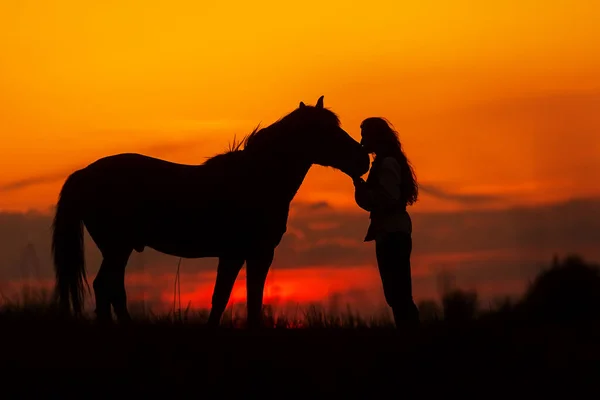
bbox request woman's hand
[353,177,372,212]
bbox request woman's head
[360,117,395,155]
[360,117,419,205]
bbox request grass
[0,291,599,397]
[2,254,600,396]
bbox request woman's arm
[354,178,374,212]
[354,157,402,212]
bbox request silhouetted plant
[476,296,518,323]
[274,313,291,329]
[1,287,55,313]
[303,303,329,328]
[417,299,442,322]
[4,254,600,329]
[344,304,361,328]
[263,304,276,328]
[366,307,395,328]
[442,288,479,322]
[172,301,192,324]
[519,254,600,323]
[491,296,514,313]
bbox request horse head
[294,95,370,179]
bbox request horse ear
[299,101,306,108]
[316,95,324,109]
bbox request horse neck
[250,149,312,205]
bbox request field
[2,255,600,397]
[1,301,599,397]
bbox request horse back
[76,153,290,256]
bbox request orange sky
[2,0,600,213]
[1,1,599,314]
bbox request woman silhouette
[353,117,420,327]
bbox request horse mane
[202,125,261,166]
[203,105,341,166]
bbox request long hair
[361,117,419,205]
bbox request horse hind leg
[93,247,133,324]
[207,257,245,327]
[93,262,113,324]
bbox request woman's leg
[375,232,419,327]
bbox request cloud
[0,137,218,193]
[0,172,70,193]
[411,197,600,255]
[281,197,600,278]
[0,170,510,222]
[1,130,510,209]
[419,183,504,205]
[137,137,213,158]
[2,197,598,297]
[305,201,330,211]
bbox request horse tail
[52,171,88,315]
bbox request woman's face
[360,127,377,154]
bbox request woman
[353,117,420,327]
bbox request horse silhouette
[51,95,370,328]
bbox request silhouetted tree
[519,254,600,323]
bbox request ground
[1,305,598,397]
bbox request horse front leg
[245,249,274,329]
[207,257,245,327]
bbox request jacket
[354,156,412,242]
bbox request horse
[51,95,370,328]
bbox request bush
[441,288,479,322]
[519,255,600,323]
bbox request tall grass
[2,254,598,328]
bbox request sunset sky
[1,1,599,315]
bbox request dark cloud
[0,172,69,193]
[306,201,331,211]
[1,163,507,212]
[412,197,600,255]
[419,183,504,205]
[141,137,210,157]
[277,197,600,299]
[0,168,506,211]
[0,137,213,193]
[1,197,599,302]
